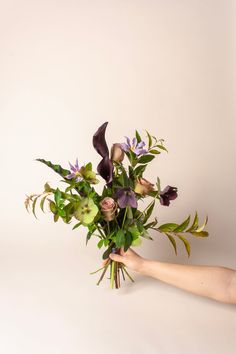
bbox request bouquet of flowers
[25,122,208,289]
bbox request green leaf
[40,194,48,213]
[173,215,191,233]
[36,158,70,178]
[156,144,168,152]
[49,201,57,214]
[44,182,52,192]
[116,229,125,248]
[102,243,114,260]
[128,225,140,239]
[166,233,177,255]
[185,212,198,232]
[143,201,155,224]
[157,223,179,232]
[54,213,59,222]
[195,215,208,232]
[191,231,209,237]
[54,188,62,206]
[134,164,147,177]
[131,237,142,246]
[156,176,161,193]
[178,235,191,257]
[32,195,40,219]
[146,130,153,149]
[72,222,82,230]
[149,149,161,154]
[138,155,155,164]
[124,232,133,252]
[135,130,142,143]
[97,239,104,249]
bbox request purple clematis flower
[120,137,148,156]
[115,187,138,209]
[65,158,82,182]
[93,122,114,185]
[160,185,178,206]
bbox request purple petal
[93,122,109,158]
[75,158,79,170]
[137,141,145,148]
[132,137,137,147]
[124,136,131,147]
[97,155,114,184]
[69,162,77,172]
[118,194,129,208]
[120,143,129,152]
[128,192,138,208]
[65,173,75,179]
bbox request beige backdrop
[0,1,235,353]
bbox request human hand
[103,247,146,274]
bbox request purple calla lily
[65,158,82,182]
[115,187,138,209]
[120,137,148,156]
[93,122,114,185]
[160,185,178,206]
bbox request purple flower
[93,122,114,185]
[160,185,178,206]
[115,187,138,209]
[65,158,82,182]
[120,137,148,156]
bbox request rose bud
[110,143,125,162]
[99,197,117,221]
[134,177,155,196]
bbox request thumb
[109,253,125,263]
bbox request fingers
[109,253,125,263]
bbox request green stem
[121,207,128,229]
[96,225,106,239]
[110,260,115,289]
[122,266,135,282]
[136,200,155,220]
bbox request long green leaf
[32,195,40,219]
[40,194,48,213]
[185,212,198,232]
[195,215,208,232]
[36,158,70,178]
[166,233,177,255]
[157,223,179,232]
[178,235,191,257]
[173,215,190,233]
[191,231,209,237]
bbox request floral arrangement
[25,122,208,289]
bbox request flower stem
[122,265,135,282]
[110,260,115,289]
[96,259,110,286]
[121,207,128,229]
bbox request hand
[103,247,146,274]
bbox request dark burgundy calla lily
[93,122,114,185]
[160,185,178,206]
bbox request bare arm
[109,248,236,304]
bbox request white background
[0,1,235,353]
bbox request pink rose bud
[134,177,155,196]
[110,143,125,162]
[99,197,117,221]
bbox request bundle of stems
[90,248,134,289]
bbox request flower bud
[110,143,125,162]
[99,197,117,221]
[134,177,154,196]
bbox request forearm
[140,259,236,303]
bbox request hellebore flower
[134,177,155,196]
[115,187,138,209]
[120,137,148,156]
[74,197,98,225]
[110,143,125,162]
[93,122,114,185]
[65,158,82,182]
[100,197,117,221]
[160,185,178,206]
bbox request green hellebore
[74,198,98,225]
